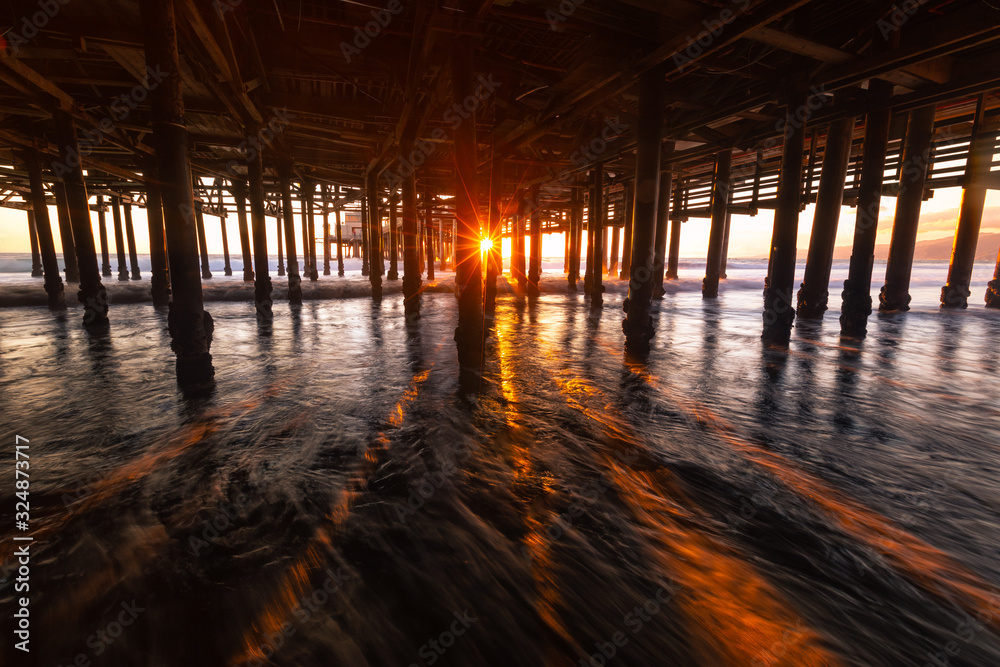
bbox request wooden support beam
[588,162,605,308]
[248,148,272,317]
[942,93,991,309]
[366,171,382,299]
[278,161,302,303]
[402,140,421,301]
[141,0,213,386]
[97,195,112,277]
[879,105,936,312]
[652,164,673,297]
[23,148,65,308]
[322,184,332,277]
[51,176,79,283]
[141,154,171,306]
[841,80,893,337]
[619,180,635,280]
[486,154,503,312]
[623,65,666,350]
[303,178,318,281]
[796,116,854,319]
[387,186,399,281]
[528,183,542,294]
[111,195,130,281]
[763,90,808,345]
[54,110,108,327]
[27,210,42,277]
[451,37,484,378]
[703,150,731,299]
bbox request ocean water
[1,257,999,666]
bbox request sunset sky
[1,184,998,262]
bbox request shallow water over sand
[1,265,999,667]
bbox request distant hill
[812,232,1000,262]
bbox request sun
[479,237,493,252]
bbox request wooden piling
[53,110,107,327]
[584,183,594,295]
[623,66,664,350]
[248,146,272,318]
[50,178,79,283]
[652,170,673,297]
[123,201,141,280]
[111,196,129,281]
[609,222,621,276]
[278,161,303,303]
[141,155,170,305]
[140,0,215,386]
[609,222,621,277]
[512,190,527,289]
[97,196,112,277]
[942,93,990,309]
[231,180,254,282]
[602,226,610,276]
[276,205,285,277]
[568,186,582,290]
[424,189,435,280]
[402,149,421,301]
[388,186,400,281]
[666,181,683,281]
[720,203,732,280]
[620,179,635,279]
[589,161,604,308]
[303,178,318,281]
[219,210,232,277]
[796,116,854,319]
[194,203,212,280]
[763,91,808,345]
[451,39,484,377]
[360,191,369,276]
[486,155,503,311]
[27,209,42,277]
[366,171,383,300]
[841,80,892,337]
[24,148,65,308]
[321,184,331,276]
[439,216,446,272]
[879,105,935,312]
[703,149,732,299]
[987,249,1000,309]
[528,183,541,295]
[335,186,346,277]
